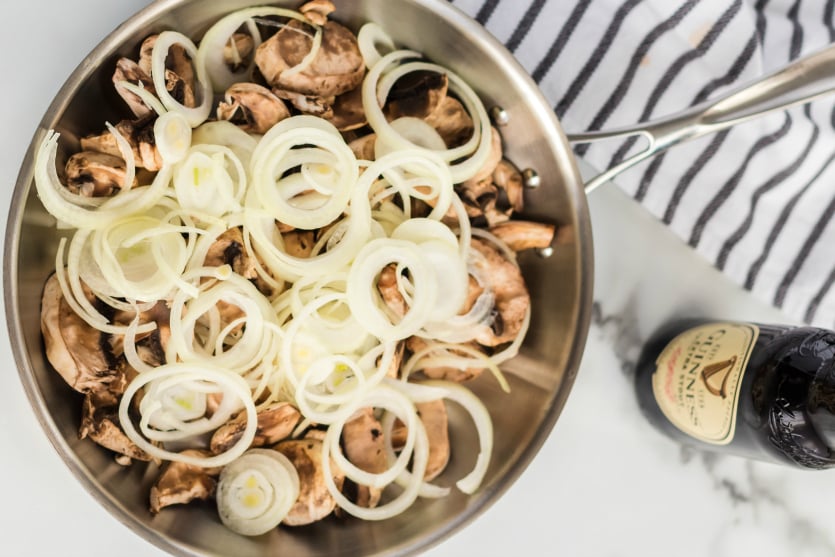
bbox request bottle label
[651,323,759,445]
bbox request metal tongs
[568,43,835,193]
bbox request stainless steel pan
[5,1,835,556]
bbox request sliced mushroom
[282,230,316,258]
[210,402,301,455]
[386,71,448,120]
[328,85,366,131]
[274,88,335,119]
[217,82,290,134]
[405,336,485,383]
[384,341,405,379]
[274,436,344,526]
[342,407,387,508]
[40,273,123,394]
[299,0,336,25]
[425,96,474,148]
[79,388,151,462]
[112,58,155,118]
[109,301,171,367]
[489,221,556,252]
[377,263,407,319]
[348,133,376,160]
[80,116,162,171]
[255,20,364,98]
[492,159,524,213]
[149,449,221,514]
[139,35,197,108]
[455,177,499,220]
[224,33,255,72]
[65,151,136,198]
[470,238,529,347]
[201,228,277,328]
[390,400,450,481]
[202,227,276,297]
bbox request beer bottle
[634,320,835,469]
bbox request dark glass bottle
[634,320,835,469]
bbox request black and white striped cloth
[451,0,835,327]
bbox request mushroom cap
[389,400,450,481]
[405,336,485,383]
[469,238,530,347]
[342,407,387,508]
[79,389,151,462]
[40,273,124,394]
[492,159,525,213]
[386,71,448,121]
[113,58,155,118]
[327,85,367,131]
[425,96,474,148]
[347,133,376,160]
[210,402,301,455]
[299,0,335,25]
[274,437,344,526]
[255,20,364,98]
[81,116,163,171]
[223,33,255,72]
[216,82,290,134]
[149,449,220,514]
[65,150,136,198]
[139,34,197,108]
[488,221,556,252]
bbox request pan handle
[568,41,835,194]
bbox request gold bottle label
[651,323,759,445]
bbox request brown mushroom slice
[255,20,364,98]
[455,177,499,220]
[203,226,276,298]
[386,71,448,120]
[150,449,222,514]
[492,159,524,213]
[489,221,556,252]
[470,238,530,347]
[342,407,387,508]
[282,230,316,258]
[40,273,123,394]
[274,437,344,526]
[79,389,151,462]
[348,133,376,160]
[109,301,171,367]
[389,400,450,481]
[80,116,162,171]
[328,85,367,131]
[405,336,485,383]
[210,402,301,455]
[112,58,156,118]
[139,35,197,108]
[217,82,290,134]
[224,33,255,72]
[425,96,474,148]
[65,151,136,198]
[377,263,407,319]
[274,88,335,118]
[299,0,335,25]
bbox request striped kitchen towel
[451,0,835,327]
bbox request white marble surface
[3,2,835,556]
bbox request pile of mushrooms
[39,0,557,524]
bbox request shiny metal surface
[571,41,835,193]
[3,1,593,556]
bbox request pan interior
[6,1,592,555]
